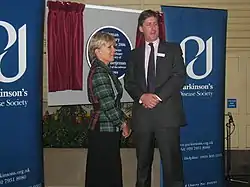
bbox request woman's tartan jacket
[87,58,127,132]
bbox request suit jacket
[87,58,126,132]
[124,40,186,129]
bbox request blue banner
[161,6,227,187]
[0,1,45,187]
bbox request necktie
[147,43,155,93]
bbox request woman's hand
[122,122,131,138]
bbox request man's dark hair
[138,9,158,26]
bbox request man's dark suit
[124,40,186,187]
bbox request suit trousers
[133,120,184,187]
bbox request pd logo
[0,21,27,83]
[180,36,213,80]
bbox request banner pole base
[225,176,249,186]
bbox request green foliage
[43,105,89,148]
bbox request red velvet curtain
[135,11,166,48]
[47,1,85,92]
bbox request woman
[85,32,131,187]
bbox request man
[124,9,186,187]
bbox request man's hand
[122,122,131,138]
[140,93,161,109]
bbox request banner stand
[161,6,228,187]
[0,1,45,187]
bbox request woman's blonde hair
[88,31,116,62]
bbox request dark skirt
[85,130,123,187]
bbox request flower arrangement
[42,104,135,148]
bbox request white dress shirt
[139,38,162,103]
